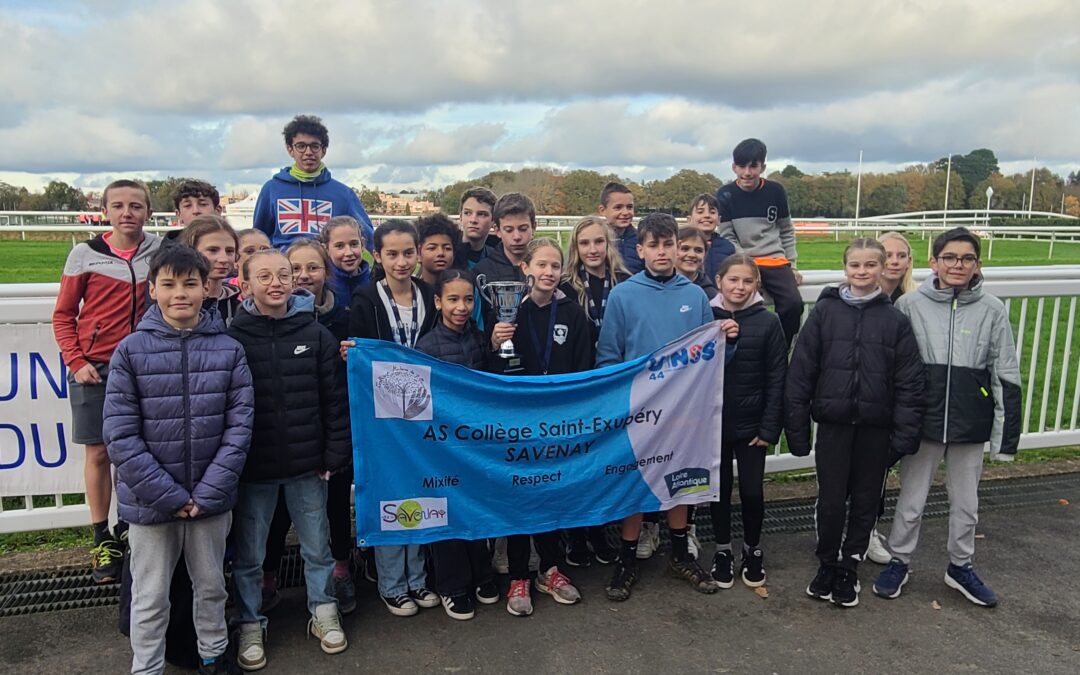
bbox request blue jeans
[374,544,428,598]
[232,474,336,625]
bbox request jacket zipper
[126,256,139,333]
[181,332,192,492]
[86,322,102,354]
[852,307,863,424]
[942,292,959,442]
[270,322,288,456]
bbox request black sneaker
[565,544,591,568]
[409,588,441,609]
[669,557,720,594]
[591,540,620,565]
[475,580,500,605]
[832,568,860,608]
[90,538,123,584]
[605,563,638,602]
[441,593,475,620]
[381,593,418,617]
[806,564,835,601]
[710,550,735,588]
[740,547,766,587]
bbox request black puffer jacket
[415,320,486,368]
[784,286,926,457]
[349,279,438,342]
[227,292,351,481]
[711,299,787,443]
[316,288,350,342]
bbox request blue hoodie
[596,271,714,366]
[326,260,371,306]
[253,167,375,249]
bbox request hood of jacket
[623,271,696,293]
[710,292,767,316]
[136,303,224,338]
[915,273,985,305]
[240,288,316,319]
[271,165,334,186]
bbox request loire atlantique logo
[373,362,433,421]
[380,497,449,531]
[664,468,711,498]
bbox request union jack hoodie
[252,166,374,249]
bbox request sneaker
[381,593,419,617]
[442,593,475,620]
[831,568,860,608]
[945,563,998,607]
[492,538,509,574]
[236,623,266,672]
[636,522,660,560]
[591,538,620,565]
[669,557,720,594]
[605,563,638,602]
[475,580,500,605]
[260,574,281,613]
[308,603,348,654]
[536,566,581,605]
[506,579,533,616]
[89,538,123,584]
[710,550,735,589]
[806,564,835,601]
[740,547,766,587]
[565,543,591,568]
[866,528,891,565]
[331,574,357,614]
[687,525,702,560]
[410,587,440,609]
[872,558,910,599]
[197,654,238,675]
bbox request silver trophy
[476,273,534,359]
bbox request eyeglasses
[291,142,323,153]
[938,254,979,267]
[291,264,325,276]
[254,271,294,285]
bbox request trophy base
[499,340,518,359]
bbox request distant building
[379,192,438,216]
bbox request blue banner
[348,322,724,545]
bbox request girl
[878,231,917,303]
[227,249,351,668]
[229,229,271,292]
[489,238,594,617]
[414,269,501,621]
[676,226,718,300]
[181,215,241,325]
[349,220,439,617]
[321,216,372,305]
[785,238,925,609]
[707,254,787,589]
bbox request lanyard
[382,280,418,347]
[579,265,611,328]
[527,300,559,375]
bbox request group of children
[52,136,1022,674]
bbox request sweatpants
[508,531,563,580]
[813,424,892,571]
[128,512,231,675]
[709,439,767,549]
[758,264,803,347]
[429,539,494,597]
[887,440,984,567]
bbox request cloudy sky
[2,0,1078,196]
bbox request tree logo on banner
[372,362,433,421]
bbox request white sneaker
[308,603,348,654]
[687,524,702,560]
[492,537,509,574]
[237,622,266,671]
[866,529,891,565]
[637,522,660,560]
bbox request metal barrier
[3,265,1079,532]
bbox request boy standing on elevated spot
[598,181,643,274]
[172,179,223,227]
[716,138,802,347]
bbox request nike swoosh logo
[294,345,310,355]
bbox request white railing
[2,265,1079,532]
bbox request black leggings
[709,439,766,549]
[263,471,354,574]
[507,531,563,581]
[758,264,804,348]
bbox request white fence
[2,266,1080,533]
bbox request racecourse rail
[2,264,1079,534]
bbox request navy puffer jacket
[415,320,486,368]
[105,305,254,525]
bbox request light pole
[985,185,995,259]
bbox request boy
[253,114,374,249]
[716,138,802,346]
[596,213,723,601]
[53,179,162,583]
[474,192,536,325]
[598,182,642,274]
[454,186,499,269]
[416,214,459,286]
[104,245,254,674]
[172,179,222,227]
[687,193,735,281]
[873,227,1022,608]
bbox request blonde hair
[522,237,563,266]
[286,238,333,272]
[877,231,917,294]
[565,216,628,307]
[843,237,887,265]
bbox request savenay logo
[645,340,717,377]
[379,497,449,531]
[372,362,433,421]
[664,468,710,498]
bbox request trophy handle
[475,274,493,305]
[524,274,535,295]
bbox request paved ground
[2,499,1079,674]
